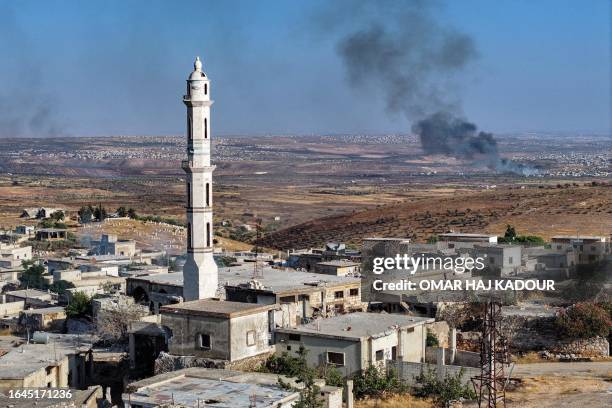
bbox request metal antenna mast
[472,300,510,407]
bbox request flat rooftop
[317,260,360,267]
[5,289,52,299]
[160,299,275,318]
[21,306,65,315]
[439,233,496,238]
[277,312,433,340]
[551,236,606,241]
[125,368,297,407]
[0,333,94,379]
[130,265,360,293]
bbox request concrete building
[4,289,55,308]
[0,333,93,389]
[467,244,522,277]
[315,260,361,276]
[160,299,276,362]
[123,367,343,408]
[18,306,66,332]
[0,244,32,268]
[288,242,361,272]
[127,265,364,326]
[14,225,35,236]
[438,232,498,244]
[90,234,136,257]
[275,312,433,376]
[36,228,67,241]
[182,57,218,301]
[551,236,610,265]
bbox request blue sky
[0,0,609,137]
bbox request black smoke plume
[332,1,534,175]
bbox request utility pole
[472,300,510,407]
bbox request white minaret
[182,56,218,300]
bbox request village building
[438,232,498,244]
[123,367,343,408]
[35,228,68,241]
[0,243,32,268]
[159,299,276,362]
[314,260,361,276]
[90,234,137,257]
[18,306,66,332]
[550,236,610,265]
[4,289,55,308]
[287,242,361,272]
[0,333,93,389]
[275,312,433,376]
[14,225,35,236]
[127,265,364,326]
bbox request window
[327,352,345,366]
[187,223,192,249]
[286,345,292,351]
[280,295,295,304]
[375,350,384,361]
[334,291,344,299]
[206,223,211,247]
[206,183,210,206]
[199,333,211,350]
[288,333,301,342]
[187,183,191,207]
[391,346,397,360]
[205,83,208,95]
[349,288,359,296]
[508,257,513,264]
[204,118,208,139]
[246,330,256,346]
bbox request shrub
[352,365,407,399]
[555,302,611,339]
[426,330,440,347]
[66,292,92,319]
[415,367,476,407]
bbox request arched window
[206,222,211,247]
[204,118,208,139]
[205,183,210,206]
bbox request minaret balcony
[181,160,215,172]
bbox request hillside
[257,184,611,250]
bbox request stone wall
[549,336,609,358]
[388,360,480,387]
[154,350,274,375]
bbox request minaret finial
[194,56,202,72]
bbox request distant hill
[257,184,611,250]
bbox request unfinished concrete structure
[160,299,276,362]
[182,57,218,301]
[275,312,433,376]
